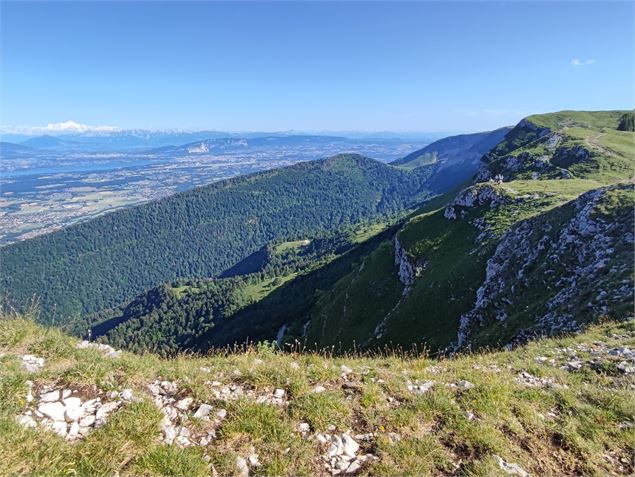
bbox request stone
[340,365,353,374]
[64,406,83,422]
[21,355,45,373]
[38,401,66,421]
[16,414,36,428]
[341,434,359,458]
[236,456,249,477]
[120,389,134,401]
[82,398,100,413]
[216,409,227,419]
[347,460,362,474]
[68,422,80,439]
[175,397,193,411]
[327,435,343,457]
[95,401,119,421]
[248,453,260,467]
[51,420,68,437]
[273,388,285,399]
[193,403,213,419]
[40,390,61,403]
[456,380,474,390]
[298,422,311,433]
[494,454,531,477]
[312,385,327,393]
[79,414,96,427]
[63,397,82,409]
[62,389,72,399]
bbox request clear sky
[1,1,633,133]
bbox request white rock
[62,389,72,399]
[21,355,45,373]
[82,398,100,413]
[340,365,353,374]
[347,460,362,474]
[327,435,343,457]
[494,454,532,477]
[161,422,177,444]
[65,406,83,422]
[193,403,213,419]
[38,402,66,421]
[456,380,474,390]
[341,434,359,458]
[216,409,227,419]
[95,401,119,421]
[248,453,260,467]
[16,414,36,428]
[417,381,435,393]
[40,390,61,403]
[312,385,327,393]
[298,422,311,433]
[236,456,249,477]
[273,388,285,399]
[67,422,80,439]
[175,397,193,411]
[120,389,134,401]
[79,414,96,427]
[51,420,68,437]
[63,397,82,409]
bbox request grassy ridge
[301,111,634,352]
[1,316,633,476]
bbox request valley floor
[0,316,633,476]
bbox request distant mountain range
[0,129,445,153]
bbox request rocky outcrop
[444,184,510,220]
[457,184,634,349]
[76,340,122,358]
[394,237,424,294]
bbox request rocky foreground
[1,317,634,476]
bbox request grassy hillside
[392,127,511,192]
[1,154,435,324]
[1,316,633,476]
[297,111,634,352]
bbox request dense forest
[64,223,395,355]
[1,154,434,325]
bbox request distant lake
[2,158,169,178]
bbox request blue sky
[1,1,633,133]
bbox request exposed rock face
[457,184,634,349]
[394,237,424,294]
[444,184,509,220]
[517,118,550,137]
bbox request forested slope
[0,154,434,323]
